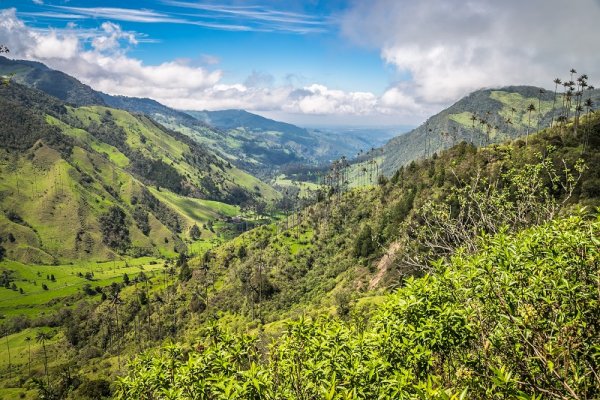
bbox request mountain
[3,107,598,399]
[1,76,599,397]
[185,109,402,177]
[188,109,310,137]
[0,82,277,264]
[0,57,391,178]
[111,112,600,399]
[0,56,106,106]
[378,85,600,175]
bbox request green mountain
[379,85,600,175]
[1,56,600,400]
[188,109,309,137]
[0,56,106,106]
[0,82,277,264]
[114,111,600,399]
[0,57,391,178]
[1,101,598,398]
[187,110,403,173]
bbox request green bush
[116,214,600,399]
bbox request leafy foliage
[117,214,600,399]
[99,206,130,253]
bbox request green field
[272,175,322,198]
[0,257,164,317]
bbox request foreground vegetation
[117,214,600,399]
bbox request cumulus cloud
[341,0,600,108]
[1,8,415,121]
[91,22,137,51]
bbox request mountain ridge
[0,81,277,263]
[378,85,600,175]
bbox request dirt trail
[368,241,401,290]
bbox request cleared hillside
[0,82,276,263]
[380,86,600,175]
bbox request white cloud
[283,84,378,115]
[91,22,137,51]
[341,0,600,109]
[1,8,417,121]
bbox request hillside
[0,82,276,264]
[0,57,391,178]
[379,85,600,175]
[118,214,600,399]
[114,110,600,399]
[1,105,597,398]
[187,110,401,173]
[0,56,105,106]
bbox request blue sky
[1,0,599,126]
[12,0,393,93]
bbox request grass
[151,188,238,223]
[0,257,164,317]
[490,90,554,127]
[273,175,322,198]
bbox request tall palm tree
[551,78,561,127]
[583,97,594,153]
[526,103,536,145]
[36,331,51,386]
[537,89,544,132]
[561,81,570,123]
[574,74,588,134]
[566,81,575,121]
[25,336,32,376]
[4,329,11,379]
[470,113,478,143]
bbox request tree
[0,45,9,86]
[99,206,131,252]
[354,225,375,258]
[123,273,130,286]
[189,224,201,241]
[25,336,32,376]
[0,245,5,261]
[525,103,536,144]
[551,78,561,127]
[5,329,11,379]
[583,97,594,152]
[36,331,51,386]
[537,88,544,132]
[179,262,192,282]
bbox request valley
[1,4,599,397]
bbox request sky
[1,0,599,127]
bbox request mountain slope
[0,56,394,177]
[0,82,276,263]
[379,85,600,175]
[0,56,106,106]
[189,109,309,138]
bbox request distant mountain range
[6,55,596,183]
[0,56,394,178]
